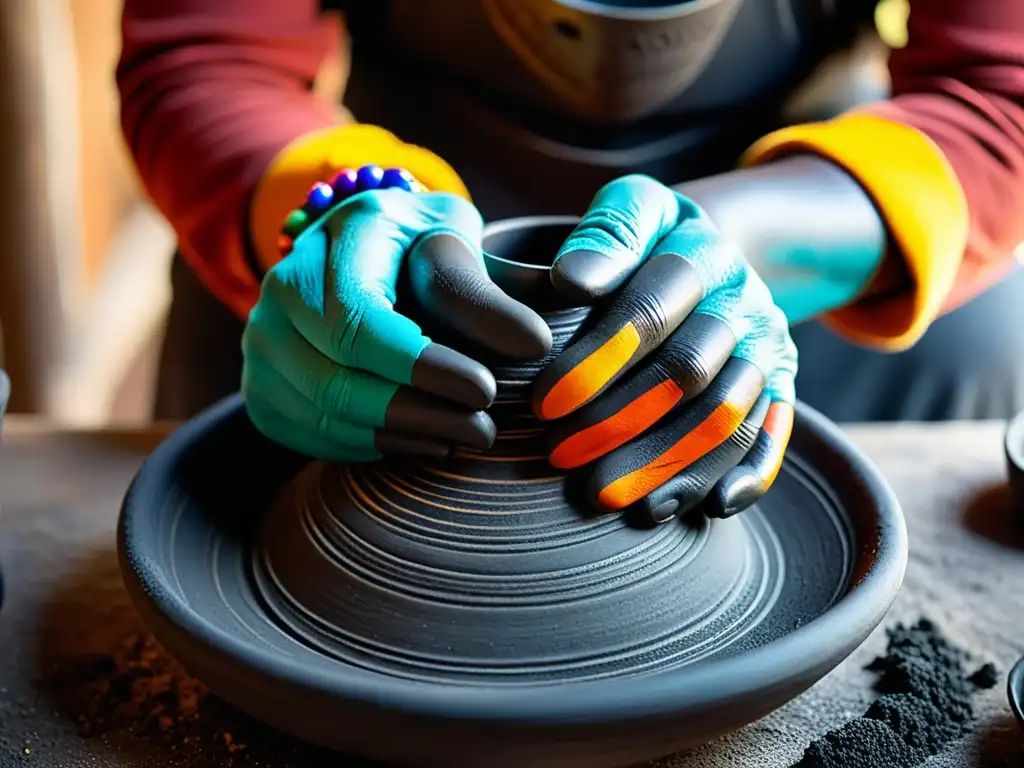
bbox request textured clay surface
[1,422,1024,766]
[252,411,852,687]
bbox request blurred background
[0,0,174,424]
[0,0,908,428]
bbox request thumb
[551,174,682,304]
[407,194,553,361]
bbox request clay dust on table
[13,544,369,767]
[794,618,998,768]
[41,632,250,760]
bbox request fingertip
[638,496,681,526]
[464,411,499,450]
[588,471,630,516]
[548,442,583,471]
[412,343,497,410]
[707,467,765,519]
[532,388,555,421]
[385,387,498,450]
[626,479,689,527]
[496,308,554,362]
[531,322,642,421]
[550,249,627,305]
[551,175,679,305]
[375,432,452,460]
[411,231,553,362]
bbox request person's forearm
[674,156,891,326]
[117,0,342,318]
[735,0,1024,351]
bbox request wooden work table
[1,418,1023,767]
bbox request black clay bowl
[118,218,908,768]
[1006,408,1024,512]
[1009,656,1024,730]
[118,398,906,767]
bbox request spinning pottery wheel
[119,218,908,768]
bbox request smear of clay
[794,618,998,768]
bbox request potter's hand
[533,175,797,523]
[243,189,551,462]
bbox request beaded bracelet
[277,164,424,257]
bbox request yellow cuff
[741,112,969,352]
[250,123,470,274]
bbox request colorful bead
[281,209,310,238]
[380,167,416,192]
[328,167,359,198]
[280,165,424,258]
[355,164,385,192]
[304,182,334,213]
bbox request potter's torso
[327,0,881,217]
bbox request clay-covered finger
[242,360,453,462]
[407,229,552,361]
[385,388,496,451]
[269,219,495,411]
[550,174,683,304]
[705,399,795,519]
[408,343,496,411]
[243,304,496,450]
[533,252,704,421]
[631,392,770,525]
[585,357,766,514]
[699,277,798,518]
[547,314,736,469]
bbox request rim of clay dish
[480,215,581,310]
[481,215,577,272]
[1009,656,1024,730]
[1005,408,1024,489]
[1006,408,1024,472]
[119,396,908,727]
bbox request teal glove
[532,175,798,523]
[243,188,551,462]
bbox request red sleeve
[117,0,342,316]
[863,0,1024,311]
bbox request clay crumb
[37,631,251,764]
[968,662,999,689]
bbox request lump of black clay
[794,618,997,768]
[799,719,915,768]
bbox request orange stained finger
[758,400,795,488]
[549,379,684,469]
[537,323,642,420]
[596,375,763,511]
